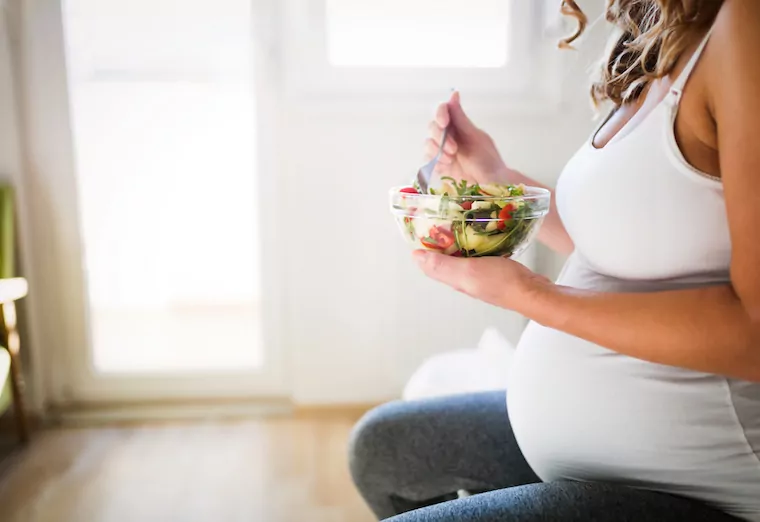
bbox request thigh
[384,481,743,522]
[349,391,540,500]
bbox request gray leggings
[348,391,741,521]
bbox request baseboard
[46,398,294,427]
[0,399,383,430]
[293,403,381,420]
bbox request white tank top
[508,30,760,521]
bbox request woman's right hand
[425,91,512,187]
[426,91,576,256]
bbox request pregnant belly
[506,257,760,518]
[508,321,756,486]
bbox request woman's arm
[527,284,759,381]
[415,0,760,382]
[415,252,760,381]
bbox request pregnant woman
[349,1,760,521]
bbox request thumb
[413,250,468,291]
[448,91,478,136]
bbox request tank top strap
[669,28,715,101]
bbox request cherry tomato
[460,201,473,210]
[429,226,455,249]
[420,237,443,250]
[497,204,515,231]
[400,187,419,194]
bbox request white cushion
[403,328,515,401]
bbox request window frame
[280,0,567,109]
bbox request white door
[14,0,287,405]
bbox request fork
[415,125,449,194]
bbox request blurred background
[0,0,605,520]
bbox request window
[326,0,510,68]
[63,0,264,374]
[283,0,563,104]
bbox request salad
[391,178,549,258]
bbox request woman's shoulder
[705,0,760,72]
[697,0,760,116]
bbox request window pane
[62,0,262,373]
[326,0,510,68]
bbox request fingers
[413,250,457,282]
[424,97,464,176]
[448,91,478,135]
[427,121,458,155]
[423,139,453,167]
[413,251,471,294]
[435,102,450,128]
[413,252,521,309]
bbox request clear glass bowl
[389,186,550,258]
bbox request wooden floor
[0,415,375,522]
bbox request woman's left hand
[412,250,552,312]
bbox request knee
[348,401,405,488]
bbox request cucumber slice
[459,225,507,253]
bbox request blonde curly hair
[561,0,723,105]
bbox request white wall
[281,4,608,404]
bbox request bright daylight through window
[62,0,263,374]
[326,0,511,68]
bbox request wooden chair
[0,278,29,444]
[0,184,30,444]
